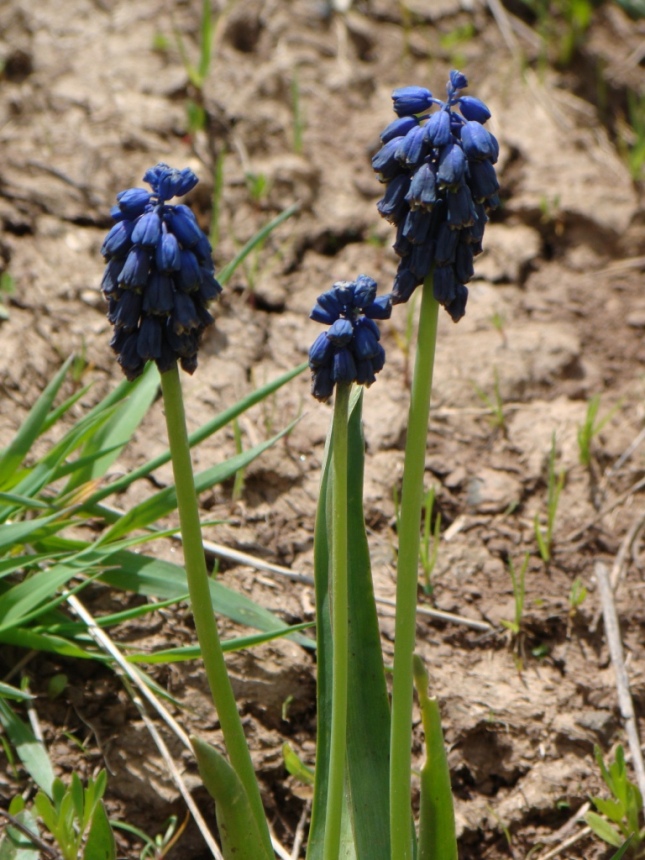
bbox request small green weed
[419,486,441,595]
[473,367,506,432]
[577,393,621,468]
[500,552,530,640]
[586,745,645,857]
[534,433,565,563]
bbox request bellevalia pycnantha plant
[101,164,274,860]
[373,71,499,860]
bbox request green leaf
[64,363,159,493]
[0,682,33,701]
[0,804,40,860]
[283,742,314,786]
[307,389,390,859]
[83,802,116,860]
[610,835,635,859]
[101,421,298,542]
[0,700,55,796]
[0,563,81,632]
[585,812,624,847]
[592,796,627,824]
[191,736,273,860]
[81,361,307,510]
[344,390,391,858]
[0,513,69,555]
[415,658,457,860]
[126,621,314,663]
[0,357,73,489]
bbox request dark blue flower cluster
[308,275,392,402]
[101,163,222,380]
[372,70,499,320]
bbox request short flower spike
[308,276,392,402]
[372,70,499,319]
[101,163,222,380]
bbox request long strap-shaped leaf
[308,389,390,859]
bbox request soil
[1,0,645,858]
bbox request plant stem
[323,381,351,860]
[390,277,439,860]
[159,365,273,860]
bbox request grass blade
[81,362,307,510]
[101,421,298,541]
[344,389,391,859]
[0,356,73,488]
[0,699,55,796]
[63,363,159,493]
[217,203,300,286]
[414,657,457,860]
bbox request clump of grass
[534,433,565,563]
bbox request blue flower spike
[308,275,392,402]
[101,163,222,380]
[372,70,499,320]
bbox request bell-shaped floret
[402,208,433,245]
[449,70,468,91]
[458,96,491,123]
[447,183,477,228]
[143,272,174,315]
[101,220,134,259]
[353,274,378,309]
[406,161,437,209]
[433,265,457,305]
[371,342,386,373]
[391,261,421,304]
[467,160,500,202]
[176,249,202,293]
[372,137,406,182]
[116,188,151,218]
[101,258,124,295]
[332,348,357,383]
[327,318,354,347]
[392,86,433,117]
[364,294,392,320]
[197,269,222,303]
[434,221,459,265]
[169,205,203,248]
[311,365,335,402]
[156,231,181,273]
[424,109,452,147]
[454,241,475,283]
[172,292,199,334]
[352,320,380,360]
[446,284,468,322]
[137,316,163,361]
[309,332,335,368]
[461,121,498,162]
[377,174,410,224]
[395,125,427,167]
[311,290,342,325]
[193,233,213,265]
[380,115,419,143]
[356,359,377,387]
[109,289,142,331]
[437,142,467,187]
[409,242,435,279]
[156,166,199,201]
[119,246,151,288]
[132,211,162,247]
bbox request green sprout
[586,745,645,857]
[419,485,441,595]
[577,393,621,468]
[500,552,530,641]
[534,433,565,563]
[473,367,506,432]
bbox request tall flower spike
[308,275,392,402]
[101,163,222,380]
[372,70,499,321]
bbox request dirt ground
[1,0,645,857]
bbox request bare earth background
[1,0,645,857]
